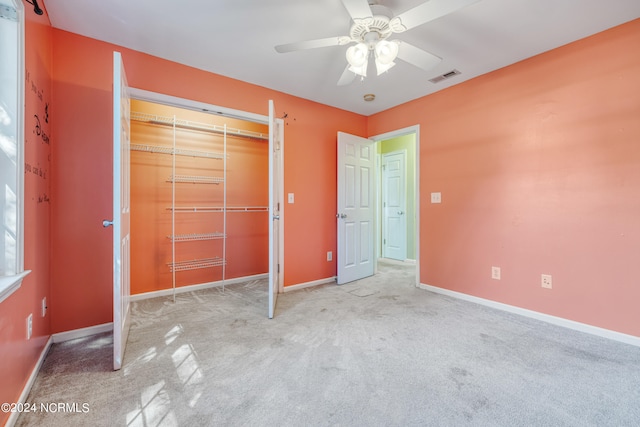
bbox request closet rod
[131,111,268,141]
[130,143,224,160]
[166,206,268,212]
[168,175,224,184]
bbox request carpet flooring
[15,260,640,426]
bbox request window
[0,0,28,303]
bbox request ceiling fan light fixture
[374,40,398,64]
[375,59,396,76]
[346,43,369,77]
[374,40,399,75]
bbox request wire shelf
[167,232,225,242]
[130,143,225,160]
[168,257,226,272]
[168,175,224,184]
[131,111,268,141]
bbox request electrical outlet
[42,297,47,317]
[430,192,442,204]
[541,274,552,289]
[27,314,33,340]
[327,251,333,262]
[491,266,501,280]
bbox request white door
[268,100,282,318]
[337,132,375,285]
[111,51,131,370]
[382,151,407,261]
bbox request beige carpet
[16,260,640,426]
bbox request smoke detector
[363,93,376,102]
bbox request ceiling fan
[275,0,479,86]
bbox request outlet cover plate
[541,274,552,289]
[491,266,501,280]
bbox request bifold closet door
[268,100,281,319]
[111,51,132,371]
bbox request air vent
[429,69,461,84]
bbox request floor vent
[429,69,461,84]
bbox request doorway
[373,126,419,287]
[335,126,419,286]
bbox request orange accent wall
[130,100,269,294]
[50,29,367,332]
[0,6,52,426]
[368,19,640,337]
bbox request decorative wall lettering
[33,114,50,144]
[24,162,47,180]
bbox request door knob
[340,213,347,219]
[272,215,280,220]
[397,211,404,215]
[102,220,113,227]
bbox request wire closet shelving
[130,111,268,300]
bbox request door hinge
[277,264,280,273]
[383,238,386,244]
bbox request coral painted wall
[0,4,52,425]
[368,19,640,337]
[50,29,367,332]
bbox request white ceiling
[43,0,640,116]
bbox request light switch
[288,193,295,204]
[431,192,442,204]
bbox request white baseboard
[130,273,269,302]
[6,336,53,427]
[52,322,113,344]
[284,276,336,293]
[419,283,640,347]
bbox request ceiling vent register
[429,69,461,84]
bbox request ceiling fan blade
[337,65,357,86]
[392,0,479,32]
[340,0,373,21]
[396,41,442,72]
[275,37,349,53]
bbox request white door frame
[128,88,285,297]
[371,125,420,288]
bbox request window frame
[0,0,29,303]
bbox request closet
[129,100,269,298]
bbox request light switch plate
[288,193,294,204]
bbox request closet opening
[127,92,283,304]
